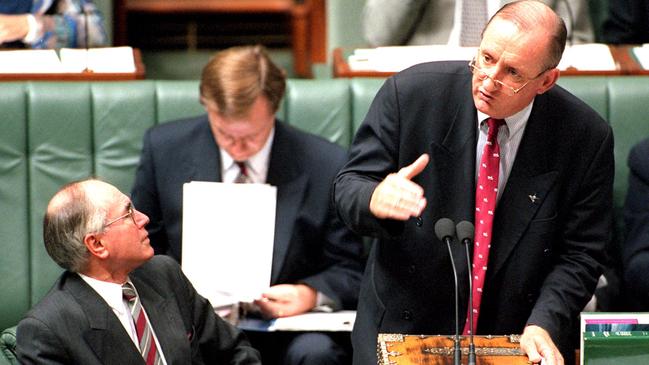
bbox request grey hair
[42,179,107,272]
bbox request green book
[583,331,649,365]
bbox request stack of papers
[0,46,136,73]
[580,312,649,365]
[348,43,617,73]
[348,45,477,72]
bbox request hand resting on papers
[253,283,317,318]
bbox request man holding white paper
[131,45,365,365]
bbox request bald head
[44,179,111,272]
[486,0,567,70]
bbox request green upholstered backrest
[284,79,353,147]
[0,84,29,336]
[1,76,648,332]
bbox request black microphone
[434,218,461,365]
[82,6,92,73]
[457,220,476,365]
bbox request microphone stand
[464,239,476,365]
[447,236,462,365]
[457,221,476,365]
[435,218,461,365]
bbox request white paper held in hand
[181,181,276,308]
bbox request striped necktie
[463,118,504,335]
[122,283,162,365]
[234,161,251,183]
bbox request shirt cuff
[314,292,338,312]
[22,14,37,44]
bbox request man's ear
[537,68,560,95]
[84,233,109,259]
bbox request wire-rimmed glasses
[104,204,136,228]
[468,58,546,96]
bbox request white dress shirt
[475,101,534,203]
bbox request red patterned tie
[123,283,162,365]
[463,118,504,335]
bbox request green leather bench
[1,77,648,362]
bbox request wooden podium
[378,334,530,365]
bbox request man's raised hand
[369,153,429,220]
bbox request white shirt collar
[220,127,274,184]
[476,100,534,140]
[78,272,132,316]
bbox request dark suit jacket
[603,0,649,44]
[131,118,364,309]
[16,255,261,364]
[333,61,614,364]
[622,138,649,309]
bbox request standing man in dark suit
[334,1,613,364]
[602,0,649,44]
[131,45,365,364]
[622,138,649,309]
[16,179,260,364]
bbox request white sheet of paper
[0,50,65,73]
[238,310,357,332]
[59,46,136,73]
[181,181,276,308]
[558,44,616,71]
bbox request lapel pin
[528,194,539,204]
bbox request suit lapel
[488,95,559,277]
[266,123,308,283]
[432,92,477,222]
[131,275,190,365]
[64,274,144,365]
[430,89,478,303]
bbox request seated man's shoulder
[19,274,85,327]
[135,255,181,278]
[147,115,208,141]
[629,138,649,173]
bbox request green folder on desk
[583,331,649,364]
